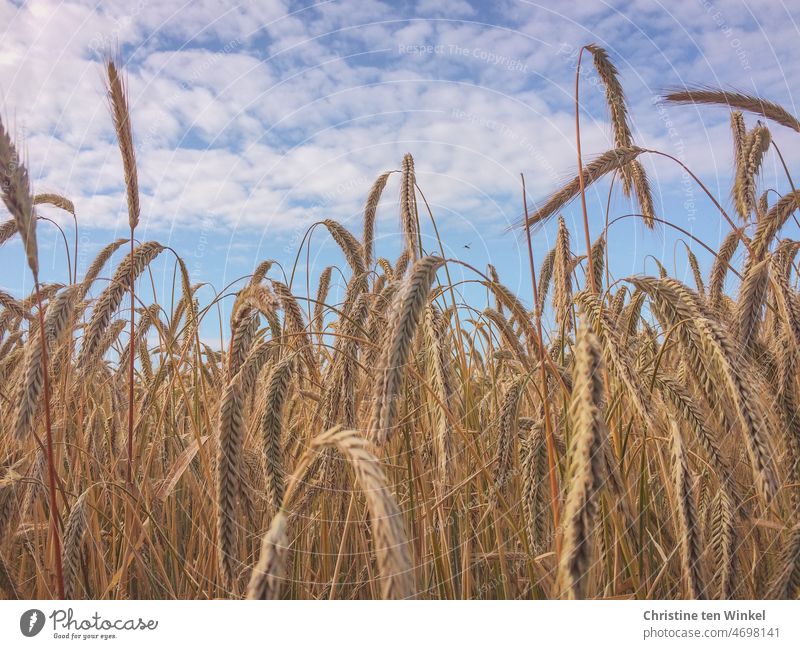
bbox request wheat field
[0,46,799,601]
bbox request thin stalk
[521,173,561,559]
[127,231,135,485]
[575,46,597,294]
[35,280,65,599]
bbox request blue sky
[1,0,798,338]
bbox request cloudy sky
[1,0,798,328]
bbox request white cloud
[0,0,797,241]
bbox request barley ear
[558,326,606,599]
[106,59,140,230]
[670,421,705,599]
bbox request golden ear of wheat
[216,380,245,590]
[311,428,415,599]
[669,421,705,599]
[33,193,75,216]
[557,325,606,600]
[106,60,140,230]
[664,87,800,132]
[77,241,165,368]
[250,259,275,286]
[62,489,89,599]
[585,45,655,227]
[321,219,366,276]
[400,153,419,260]
[553,216,574,332]
[0,117,38,277]
[363,171,391,265]
[521,147,645,229]
[369,256,444,445]
[246,512,288,599]
[766,525,800,599]
[261,357,293,510]
[13,286,77,440]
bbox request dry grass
[0,47,799,601]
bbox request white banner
[1,600,798,648]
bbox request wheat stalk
[664,87,800,132]
[400,154,419,260]
[670,421,705,599]
[369,256,444,445]
[523,147,645,228]
[261,357,293,510]
[558,326,606,599]
[363,171,391,265]
[62,489,89,599]
[216,380,245,590]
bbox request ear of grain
[423,305,452,491]
[62,489,89,599]
[520,419,548,552]
[522,147,644,229]
[0,218,18,247]
[77,241,164,368]
[271,280,315,378]
[0,468,22,544]
[80,238,129,296]
[709,229,741,308]
[633,276,778,502]
[537,246,557,315]
[589,235,606,293]
[322,219,366,276]
[766,525,800,599]
[752,190,800,260]
[400,154,419,260]
[664,88,800,132]
[492,377,522,507]
[586,45,633,187]
[670,421,705,599]
[586,45,655,227]
[312,428,415,599]
[656,375,728,482]
[33,193,75,215]
[363,172,391,265]
[734,125,770,220]
[216,380,245,590]
[250,259,274,286]
[313,266,333,336]
[369,256,444,445]
[13,286,76,440]
[106,60,140,230]
[558,326,606,599]
[0,116,37,276]
[736,256,770,351]
[246,512,288,599]
[553,216,574,332]
[731,111,747,211]
[261,357,293,510]
[0,551,19,599]
[709,490,735,599]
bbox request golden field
[0,46,799,600]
